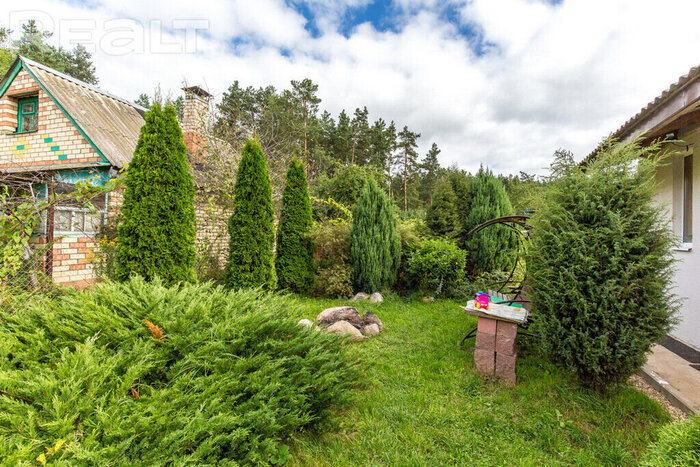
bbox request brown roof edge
[583,64,700,165]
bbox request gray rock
[325,320,364,342]
[351,292,370,302]
[369,292,383,303]
[362,311,384,331]
[298,319,314,329]
[316,306,363,326]
[422,296,435,303]
[361,323,381,336]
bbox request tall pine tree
[395,126,420,211]
[420,143,441,205]
[461,167,516,275]
[225,140,276,289]
[116,103,196,284]
[275,159,314,292]
[350,178,401,293]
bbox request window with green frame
[17,96,38,133]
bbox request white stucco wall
[655,128,700,350]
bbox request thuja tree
[425,178,457,237]
[116,103,195,285]
[461,167,516,275]
[527,140,677,390]
[275,159,314,292]
[225,140,275,289]
[350,178,401,292]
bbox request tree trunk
[403,150,408,212]
[351,137,356,165]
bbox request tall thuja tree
[116,103,196,284]
[425,178,457,237]
[225,140,275,289]
[275,159,314,292]
[461,167,516,275]
[528,140,677,390]
[350,178,401,293]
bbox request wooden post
[45,178,55,278]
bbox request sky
[5,0,700,175]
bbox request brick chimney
[182,85,212,163]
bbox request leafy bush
[406,239,467,296]
[225,140,276,289]
[313,164,384,209]
[311,220,353,297]
[0,278,357,464]
[116,103,196,285]
[642,416,700,466]
[460,167,516,275]
[527,140,677,390]
[276,159,314,293]
[350,179,401,293]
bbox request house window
[40,182,108,236]
[682,154,693,244]
[17,96,38,133]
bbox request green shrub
[460,167,516,275]
[642,416,700,466]
[116,103,196,285]
[311,220,353,297]
[426,178,457,237]
[225,140,275,289]
[276,159,314,293]
[350,178,401,293]
[0,278,357,464]
[406,239,467,296]
[313,164,384,209]
[527,140,677,390]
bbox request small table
[461,300,529,383]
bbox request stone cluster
[297,306,384,342]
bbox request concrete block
[474,348,495,376]
[477,317,497,334]
[496,320,518,339]
[475,331,496,352]
[495,352,517,383]
[496,335,517,355]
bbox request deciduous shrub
[276,159,314,293]
[527,140,677,390]
[642,416,700,466]
[0,278,357,464]
[311,220,353,297]
[116,103,196,285]
[406,239,467,296]
[460,167,516,275]
[225,140,275,289]
[350,179,401,293]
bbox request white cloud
[6,0,700,175]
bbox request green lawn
[289,296,670,466]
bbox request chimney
[182,85,212,163]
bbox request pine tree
[351,106,370,165]
[420,142,441,205]
[461,167,516,275]
[225,140,275,289]
[395,126,421,211]
[350,178,401,292]
[116,103,196,284]
[425,178,457,237]
[275,159,314,292]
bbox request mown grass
[289,296,671,466]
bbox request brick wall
[194,194,230,272]
[0,68,102,170]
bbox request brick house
[0,55,228,288]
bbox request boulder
[316,306,363,326]
[361,323,381,336]
[369,292,383,303]
[422,296,435,303]
[362,311,384,331]
[351,292,370,302]
[325,320,364,342]
[297,319,314,329]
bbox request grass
[288,296,671,466]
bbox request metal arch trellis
[467,214,531,307]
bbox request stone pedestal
[473,316,518,383]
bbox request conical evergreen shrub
[275,159,314,292]
[426,178,457,237]
[116,103,196,285]
[225,140,275,289]
[350,178,401,293]
[461,167,516,275]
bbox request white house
[586,64,700,351]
